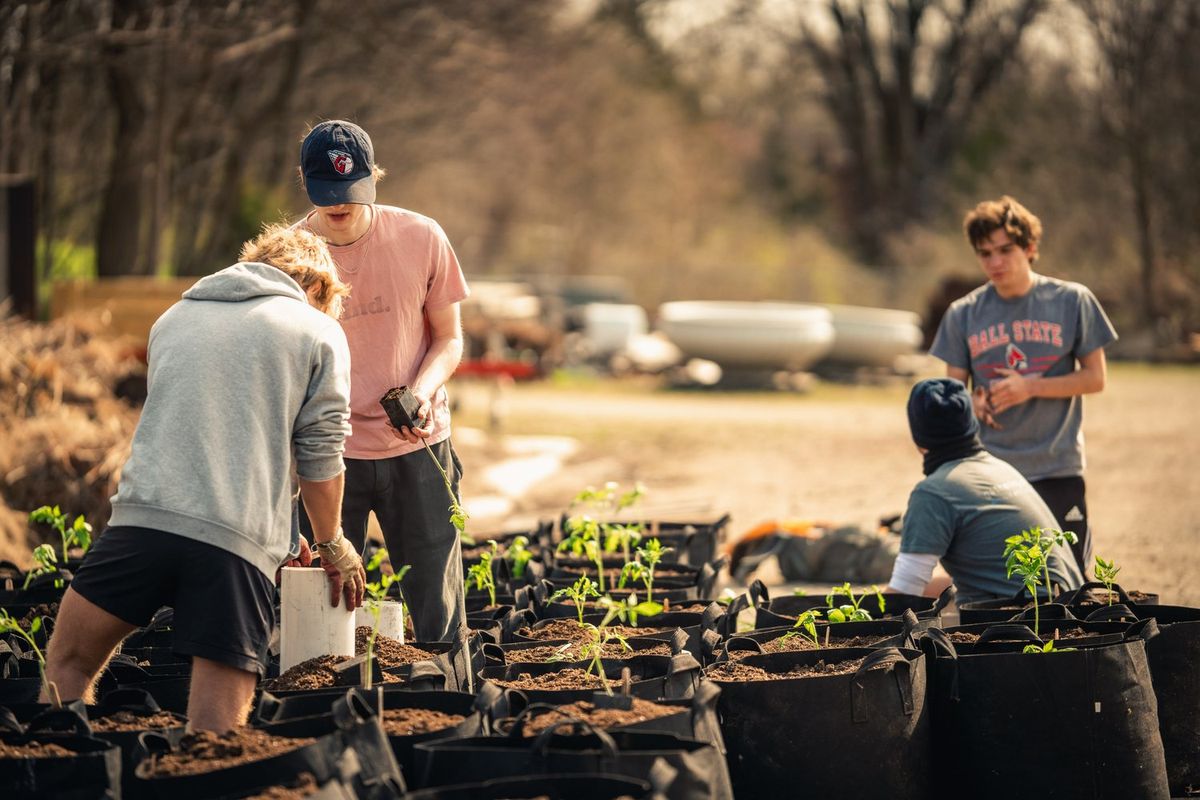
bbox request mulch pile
[0,311,146,565]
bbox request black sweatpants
[1031,475,1092,579]
[302,439,466,644]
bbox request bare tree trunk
[96,52,148,277]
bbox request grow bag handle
[1084,604,1140,624]
[921,627,959,660]
[748,579,771,609]
[716,593,749,639]
[1055,581,1136,607]
[255,691,285,723]
[851,648,914,722]
[134,730,176,769]
[482,641,508,667]
[531,717,620,760]
[96,687,162,715]
[502,701,573,738]
[699,601,724,632]
[722,635,765,658]
[700,629,723,661]
[27,702,93,738]
[332,687,384,730]
[1006,603,1077,623]
[0,706,24,735]
[1123,616,1160,645]
[977,624,1044,645]
[512,585,532,611]
[931,584,957,614]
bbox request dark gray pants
[302,439,467,643]
[1031,476,1091,580]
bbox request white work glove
[314,530,366,610]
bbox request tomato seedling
[1094,556,1121,606]
[361,548,411,690]
[1003,526,1078,636]
[29,505,92,564]
[467,540,500,609]
[617,538,673,605]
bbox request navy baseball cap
[300,120,376,206]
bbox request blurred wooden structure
[49,277,196,343]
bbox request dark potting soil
[269,654,405,692]
[518,619,670,643]
[708,656,871,682]
[1077,590,1153,605]
[90,710,182,732]
[660,600,710,613]
[947,627,1107,645]
[354,626,436,668]
[380,708,465,736]
[0,739,74,758]
[17,602,58,628]
[726,633,889,659]
[489,668,619,691]
[518,697,680,736]
[504,641,673,663]
[239,773,319,799]
[141,729,316,777]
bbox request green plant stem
[420,438,469,540]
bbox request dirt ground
[452,363,1200,606]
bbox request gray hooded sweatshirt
[108,262,351,579]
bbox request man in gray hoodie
[42,225,366,732]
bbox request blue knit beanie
[907,378,980,449]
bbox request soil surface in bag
[0,739,74,758]
[15,602,58,627]
[270,654,405,691]
[517,619,671,642]
[90,710,182,732]
[724,633,890,659]
[380,708,465,736]
[517,698,681,736]
[946,627,1105,645]
[141,729,316,777]
[269,631,438,691]
[236,771,319,799]
[354,627,436,668]
[489,668,620,691]
[503,641,673,663]
[708,655,875,681]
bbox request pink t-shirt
[300,205,469,459]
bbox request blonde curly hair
[239,224,350,318]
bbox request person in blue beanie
[887,378,1082,604]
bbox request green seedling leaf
[1094,556,1121,606]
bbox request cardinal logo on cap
[327,149,354,176]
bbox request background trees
[2,0,1196,346]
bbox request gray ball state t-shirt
[931,274,1117,481]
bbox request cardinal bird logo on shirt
[1005,343,1028,371]
[327,149,354,175]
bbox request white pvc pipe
[280,566,355,673]
[355,600,405,644]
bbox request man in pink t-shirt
[295,119,470,643]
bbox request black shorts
[69,526,276,675]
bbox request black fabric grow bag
[706,646,929,800]
[0,705,123,800]
[479,650,701,703]
[718,608,919,660]
[545,557,725,604]
[495,678,729,763]
[920,622,1170,799]
[745,578,951,631]
[414,720,730,799]
[254,686,483,786]
[552,513,730,568]
[514,605,721,664]
[133,690,404,799]
[1116,603,1200,797]
[1054,581,1161,613]
[401,772,653,799]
